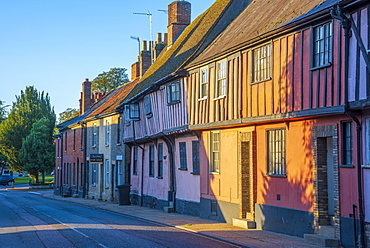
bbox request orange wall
[256,120,314,212]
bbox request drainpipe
[331,6,366,247]
[162,135,176,212]
[131,120,145,206]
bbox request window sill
[146,113,153,119]
[92,184,96,187]
[198,97,208,101]
[339,164,354,168]
[72,150,76,152]
[133,173,138,176]
[92,145,96,148]
[191,172,200,175]
[178,168,188,171]
[209,171,220,175]
[105,144,109,147]
[264,174,287,178]
[213,95,226,101]
[310,62,332,71]
[156,176,163,179]
[362,164,370,169]
[251,77,272,85]
[105,187,109,189]
[116,143,121,146]
[167,100,181,106]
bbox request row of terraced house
[54,0,370,246]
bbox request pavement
[33,192,322,248]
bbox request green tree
[92,67,129,93]
[0,100,9,123]
[58,107,79,123]
[0,86,56,173]
[19,118,55,183]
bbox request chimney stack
[80,78,93,114]
[167,1,191,45]
[154,33,167,60]
[139,40,151,77]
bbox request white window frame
[92,123,97,147]
[215,60,227,98]
[252,43,272,83]
[267,128,286,176]
[199,67,209,99]
[105,120,110,146]
[105,159,109,187]
[117,160,123,185]
[210,131,220,173]
[125,104,140,121]
[313,22,333,68]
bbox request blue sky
[0,0,215,116]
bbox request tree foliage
[19,118,55,183]
[58,108,79,123]
[0,100,9,123]
[0,86,56,172]
[92,67,129,93]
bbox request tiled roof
[86,79,139,119]
[123,0,252,103]
[189,0,343,66]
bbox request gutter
[331,5,366,247]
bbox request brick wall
[167,1,191,45]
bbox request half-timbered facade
[120,0,252,215]
[186,0,369,246]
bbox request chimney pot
[142,40,147,51]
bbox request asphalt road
[0,190,241,248]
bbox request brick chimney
[79,78,93,114]
[139,40,152,77]
[154,33,167,60]
[131,61,140,81]
[167,1,191,45]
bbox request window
[343,122,353,165]
[80,126,84,149]
[253,44,272,82]
[117,160,123,185]
[179,142,187,170]
[105,159,109,187]
[167,81,180,104]
[199,68,209,99]
[91,163,97,185]
[144,95,152,118]
[267,128,286,175]
[313,22,333,68]
[158,143,163,178]
[215,60,227,98]
[64,132,68,152]
[117,117,122,144]
[210,131,220,173]
[105,120,110,146]
[192,140,200,175]
[92,123,97,147]
[73,129,76,151]
[133,146,138,175]
[149,145,155,177]
[124,104,140,121]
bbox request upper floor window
[267,128,286,176]
[252,44,272,83]
[64,132,68,152]
[167,81,180,104]
[92,123,97,147]
[117,116,122,144]
[342,121,353,165]
[105,120,110,146]
[73,129,76,151]
[313,22,333,68]
[215,60,227,98]
[144,95,153,118]
[125,104,140,121]
[105,159,110,187]
[210,131,220,173]
[199,68,209,99]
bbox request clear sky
[0,0,215,116]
